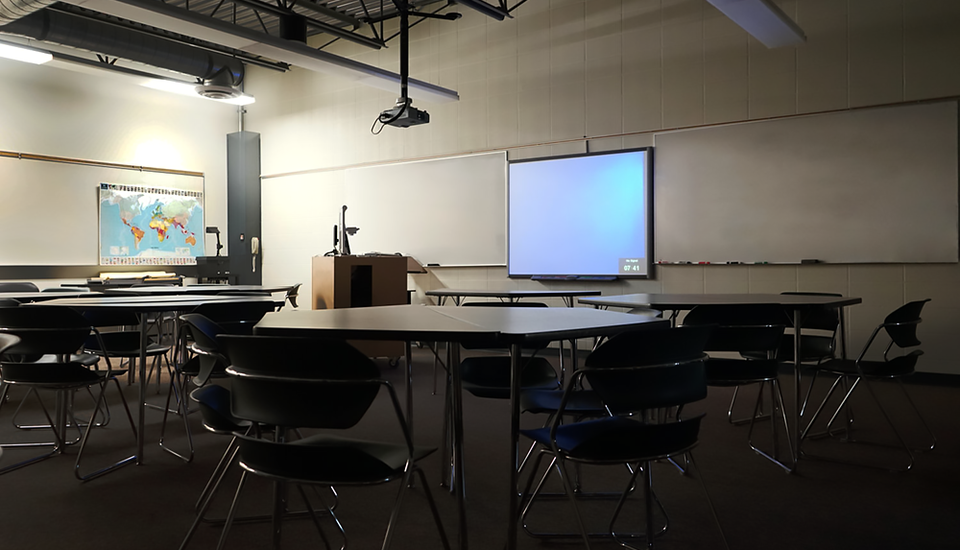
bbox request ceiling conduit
[0,8,244,92]
[0,0,56,25]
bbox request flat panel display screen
[508,148,652,278]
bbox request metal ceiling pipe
[0,0,55,25]
[0,8,243,85]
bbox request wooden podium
[311,255,408,358]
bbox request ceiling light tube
[705,0,805,48]
[142,78,255,105]
[0,41,53,64]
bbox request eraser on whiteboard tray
[800,259,821,264]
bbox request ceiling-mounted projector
[379,97,429,128]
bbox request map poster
[99,183,204,266]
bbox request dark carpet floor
[1,348,957,550]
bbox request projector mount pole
[396,0,411,117]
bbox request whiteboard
[654,102,959,264]
[0,157,204,265]
[264,152,507,266]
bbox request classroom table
[27,294,284,464]
[0,291,103,302]
[425,288,602,307]
[100,284,297,296]
[578,293,863,470]
[253,304,668,550]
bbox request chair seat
[238,433,436,484]
[520,388,605,415]
[705,357,780,385]
[85,332,170,357]
[522,414,703,462]
[22,353,101,367]
[460,356,558,399]
[190,385,251,434]
[742,334,834,363]
[815,354,919,378]
[1,362,103,386]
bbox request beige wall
[0,57,238,258]
[246,0,960,374]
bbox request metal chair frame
[799,299,936,472]
[518,326,728,550]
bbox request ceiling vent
[195,83,240,99]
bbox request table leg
[404,341,414,438]
[507,343,521,550]
[449,343,468,549]
[137,313,148,465]
[792,309,802,470]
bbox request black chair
[739,292,842,420]
[682,304,793,472]
[159,302,276,463]
[0,306,136,480]
[800,299,935,471]
[283,283,302,309]
[158,313,230,462]
[181,335,450,550]
[519,325,727,550]
[0,282,39,293]
[457,302,560,398]
[191,301,280,336]
[80,308,171,389]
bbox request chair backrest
[461,301,548,350]
[81,308,140,328]
[284,283,302,309]
[582,325,712,413]
[0,306,91,357]
[682,304,784,355]
[0,333,21,356]
[191,301,278,335]
[0,299,21,308]
[219,335,382,430]
[0,282,39,293]
[180,313,226,348]
[882,299,930,348]
[780,291,841,331]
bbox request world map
[99,183,204,266]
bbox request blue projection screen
[508,148,652,278]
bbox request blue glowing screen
[508,149,650,277]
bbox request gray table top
[101,284,296,296]
[426,289,603,299]
[28,293,283,312]
[254,304,667,344]
[578,293,862,310]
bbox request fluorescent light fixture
[142,78,255,105]
[0,42,53,65]
[705,0,806,48]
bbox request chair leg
[414,466,453,550]
[746,380,795,473]
[805,376,915,472]
[158,371,194,463]
[294,484,333,550]
[727,386,770,425]
[0,387,64,475]
[74,376,137,481]
[686,452,730,550]
[196,437,241,514]
[555,456,593,550]
[214,470,250,550]
[895,379,937,452]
